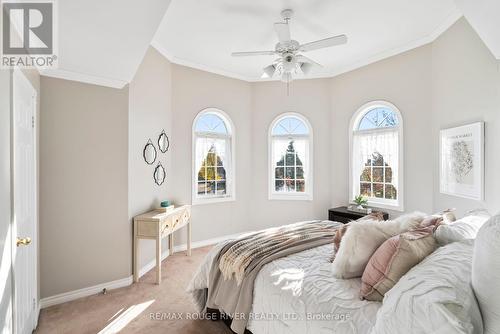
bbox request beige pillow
[360,226,437,301]
[331,212,426,279]
[331,213,385,261]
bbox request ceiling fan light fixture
[262,64,277,78]
[300,62,314,75]
[283,61,296,73]
[231,8,347,89]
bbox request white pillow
[331,211,425,279]
[372,240,483,334]
[434,211,490,245]
[472,214,500,334]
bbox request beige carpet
[35,246,233,334]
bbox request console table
[133,205,191,284]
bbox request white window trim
[349,101,404,211]
[268,112,313,201]
[192,108,236,205]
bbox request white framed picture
[440,122,484,201]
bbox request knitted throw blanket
[218,221,338,285]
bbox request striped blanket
[207,220,342,333]
[219,220,339,285]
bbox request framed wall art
[440,122,484,200]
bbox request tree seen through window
[197,144,226,196]
[360,152,397,200]
[274,140,305,193]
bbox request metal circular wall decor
[143,139,157,165]
[158,130,170,153]
[154,162,166,186]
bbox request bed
[188,237,380,334]
[188,216,487,334]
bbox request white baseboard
[39,276,133,309]
[40,231,247,309]
[138,249,170,278]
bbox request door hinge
[32,116,35,128]
[33,298,36,310]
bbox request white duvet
[188,238,481,334]
[188,243,381,334]
[372,240,483,334]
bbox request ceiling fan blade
[296,55,322,67]
[231,51,276,57]
[274,22,291,42]
[299,34,347,52]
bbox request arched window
[269,113,312,200]
[193,108,234,203]
[350,101,403,211]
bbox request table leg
[187,222,191,256]
[133,221,138,283]
[169,233,174,255]
[156,235,161,284]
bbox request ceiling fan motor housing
[231,7,347,84]
[275,40,300,54]
[283,53,294,63]
[281,9,294,21]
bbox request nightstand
[328,206,389,224]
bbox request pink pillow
[360,226,437,301]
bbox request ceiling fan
[231,9,348,83]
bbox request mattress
[188,243,381,334]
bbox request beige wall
[129,47,173,269]
[168,45,436,237]
[431,18,500,216]
[170,65,253,243]
[37,16,500,300]
[250,79,333,227]
[330,44,434,215]
[40,77,129,298]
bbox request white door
[12,69,38,334]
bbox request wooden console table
[133,205,191,284]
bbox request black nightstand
[328,206,389,224]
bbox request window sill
[365,200,404,212]
[269,193,313,201]
[192,196,235,206]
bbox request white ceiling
[454,0,500,59]
[42,0,172,88]
[40,0,498,88]
[152,0,462,81]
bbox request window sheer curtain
[195,136,231,194]
[352,129,399,197]
[272,137,309,189]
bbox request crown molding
[151,40,253,81]
[152,9,462,83]
[40,68,128,89]
[326,9,462,79]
